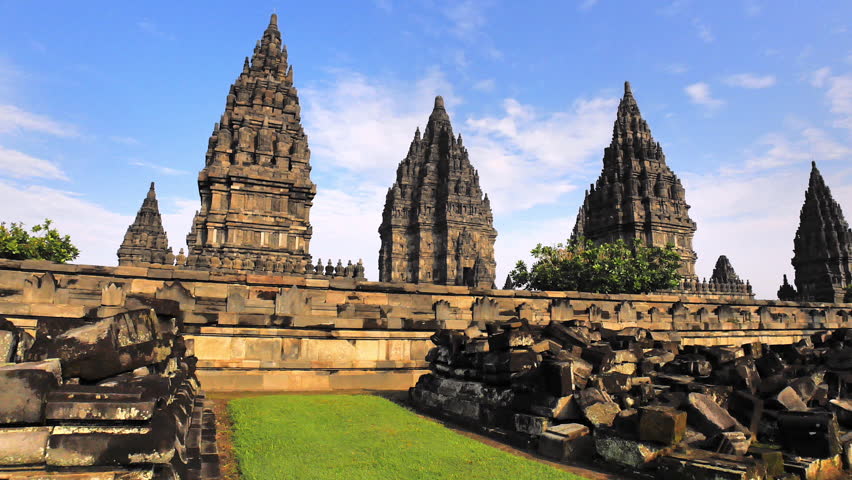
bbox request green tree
[508,237,681,294]
[0,219,80,263]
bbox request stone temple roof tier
[378,96,497,287]
[572,82,697,279]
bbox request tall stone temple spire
[378,96,497,287]
[788,162,852,302]
[117,182,172,266]
[185,13,316,273]
[572,82,697,278]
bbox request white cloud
[443,0,488,39]
[743,0,763,16]
[302,67,457,175]
[664,63,688,75]
[810,67,832,87]
[0,105,78,137]
[723,73,776,89]
[473,78,496,92]
[464,96,616,213]
[825,73,852,132]
[685,82,725,108]
[0,180,130,266]
[373,0,393,12]
[810,68,852,133]
[159,196,196,255]
[578,0,599,10]
[110,136,140,145]
[692,18,715,43]
[0,146,67,180]
[137,20,175,41]
[130,160,189,176]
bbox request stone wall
[0,258,848,392]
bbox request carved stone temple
[185,14,316,273]
[710,255,743,284]
[117,182,173,266]
[786,161,852,302]
[572,82,697,278]
[378,96,497,287]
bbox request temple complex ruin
[2,12,852,480]
[378,96,497,287]
[184,14,316,274]
[573,82,698,279]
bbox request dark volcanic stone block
[0,360,60,424]
[639,405,686,445]
[777,411,841,459]
[685,392,742,437]
[537,423,593,461]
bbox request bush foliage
[508,237,681,294]
[0,219,79,263]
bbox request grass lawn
[228,394,590,480]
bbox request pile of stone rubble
[410,319,852,479]
[0,308,219,480]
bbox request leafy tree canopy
[0,219,80,263]
[508,237,681,294]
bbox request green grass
[228,394,589,480]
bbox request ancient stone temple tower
[710,255,740,284]
[185,14,316,272]
[117,182,172,266]
[788,162,852,302]
[572,82,697,278]
[378,96,497,287]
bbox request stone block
[639,406,687,445]
[777,411,841,459]
[594,427,669,468]
[686,392,742,437]
[39,309,163,381]
[0,360,61,424]
[657,450,767,480]
[513,413,549,435]
[782,453,846,480]
[537,423,593,462]
[0,426,51,465]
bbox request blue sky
[0,1,850,298]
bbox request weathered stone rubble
[410,318,852,479]
[0,308,219,480]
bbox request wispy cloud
[130,160,189,176]
[0,105,79,137]
[109,136,140,145]
[810,67,852,133]
[692,18,715,43]
[0,180,130,266]
[664,63,689,75]
[723,73,776,89]
[578,0,599,10]
[0,146,67,180]
[684,82,725,108]
[443,0,488,39]
[137,20,175,41]
[373,0,393,13]
[473,78,496,92]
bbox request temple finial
[147,182,156,198]
[434,96,445,109]
[624,81,632,96]
[270,13,278,27]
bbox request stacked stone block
[0,309,219,480]
[410,319,852,479]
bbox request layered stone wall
[0,258,848,392]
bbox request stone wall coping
[3,259,852,310]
